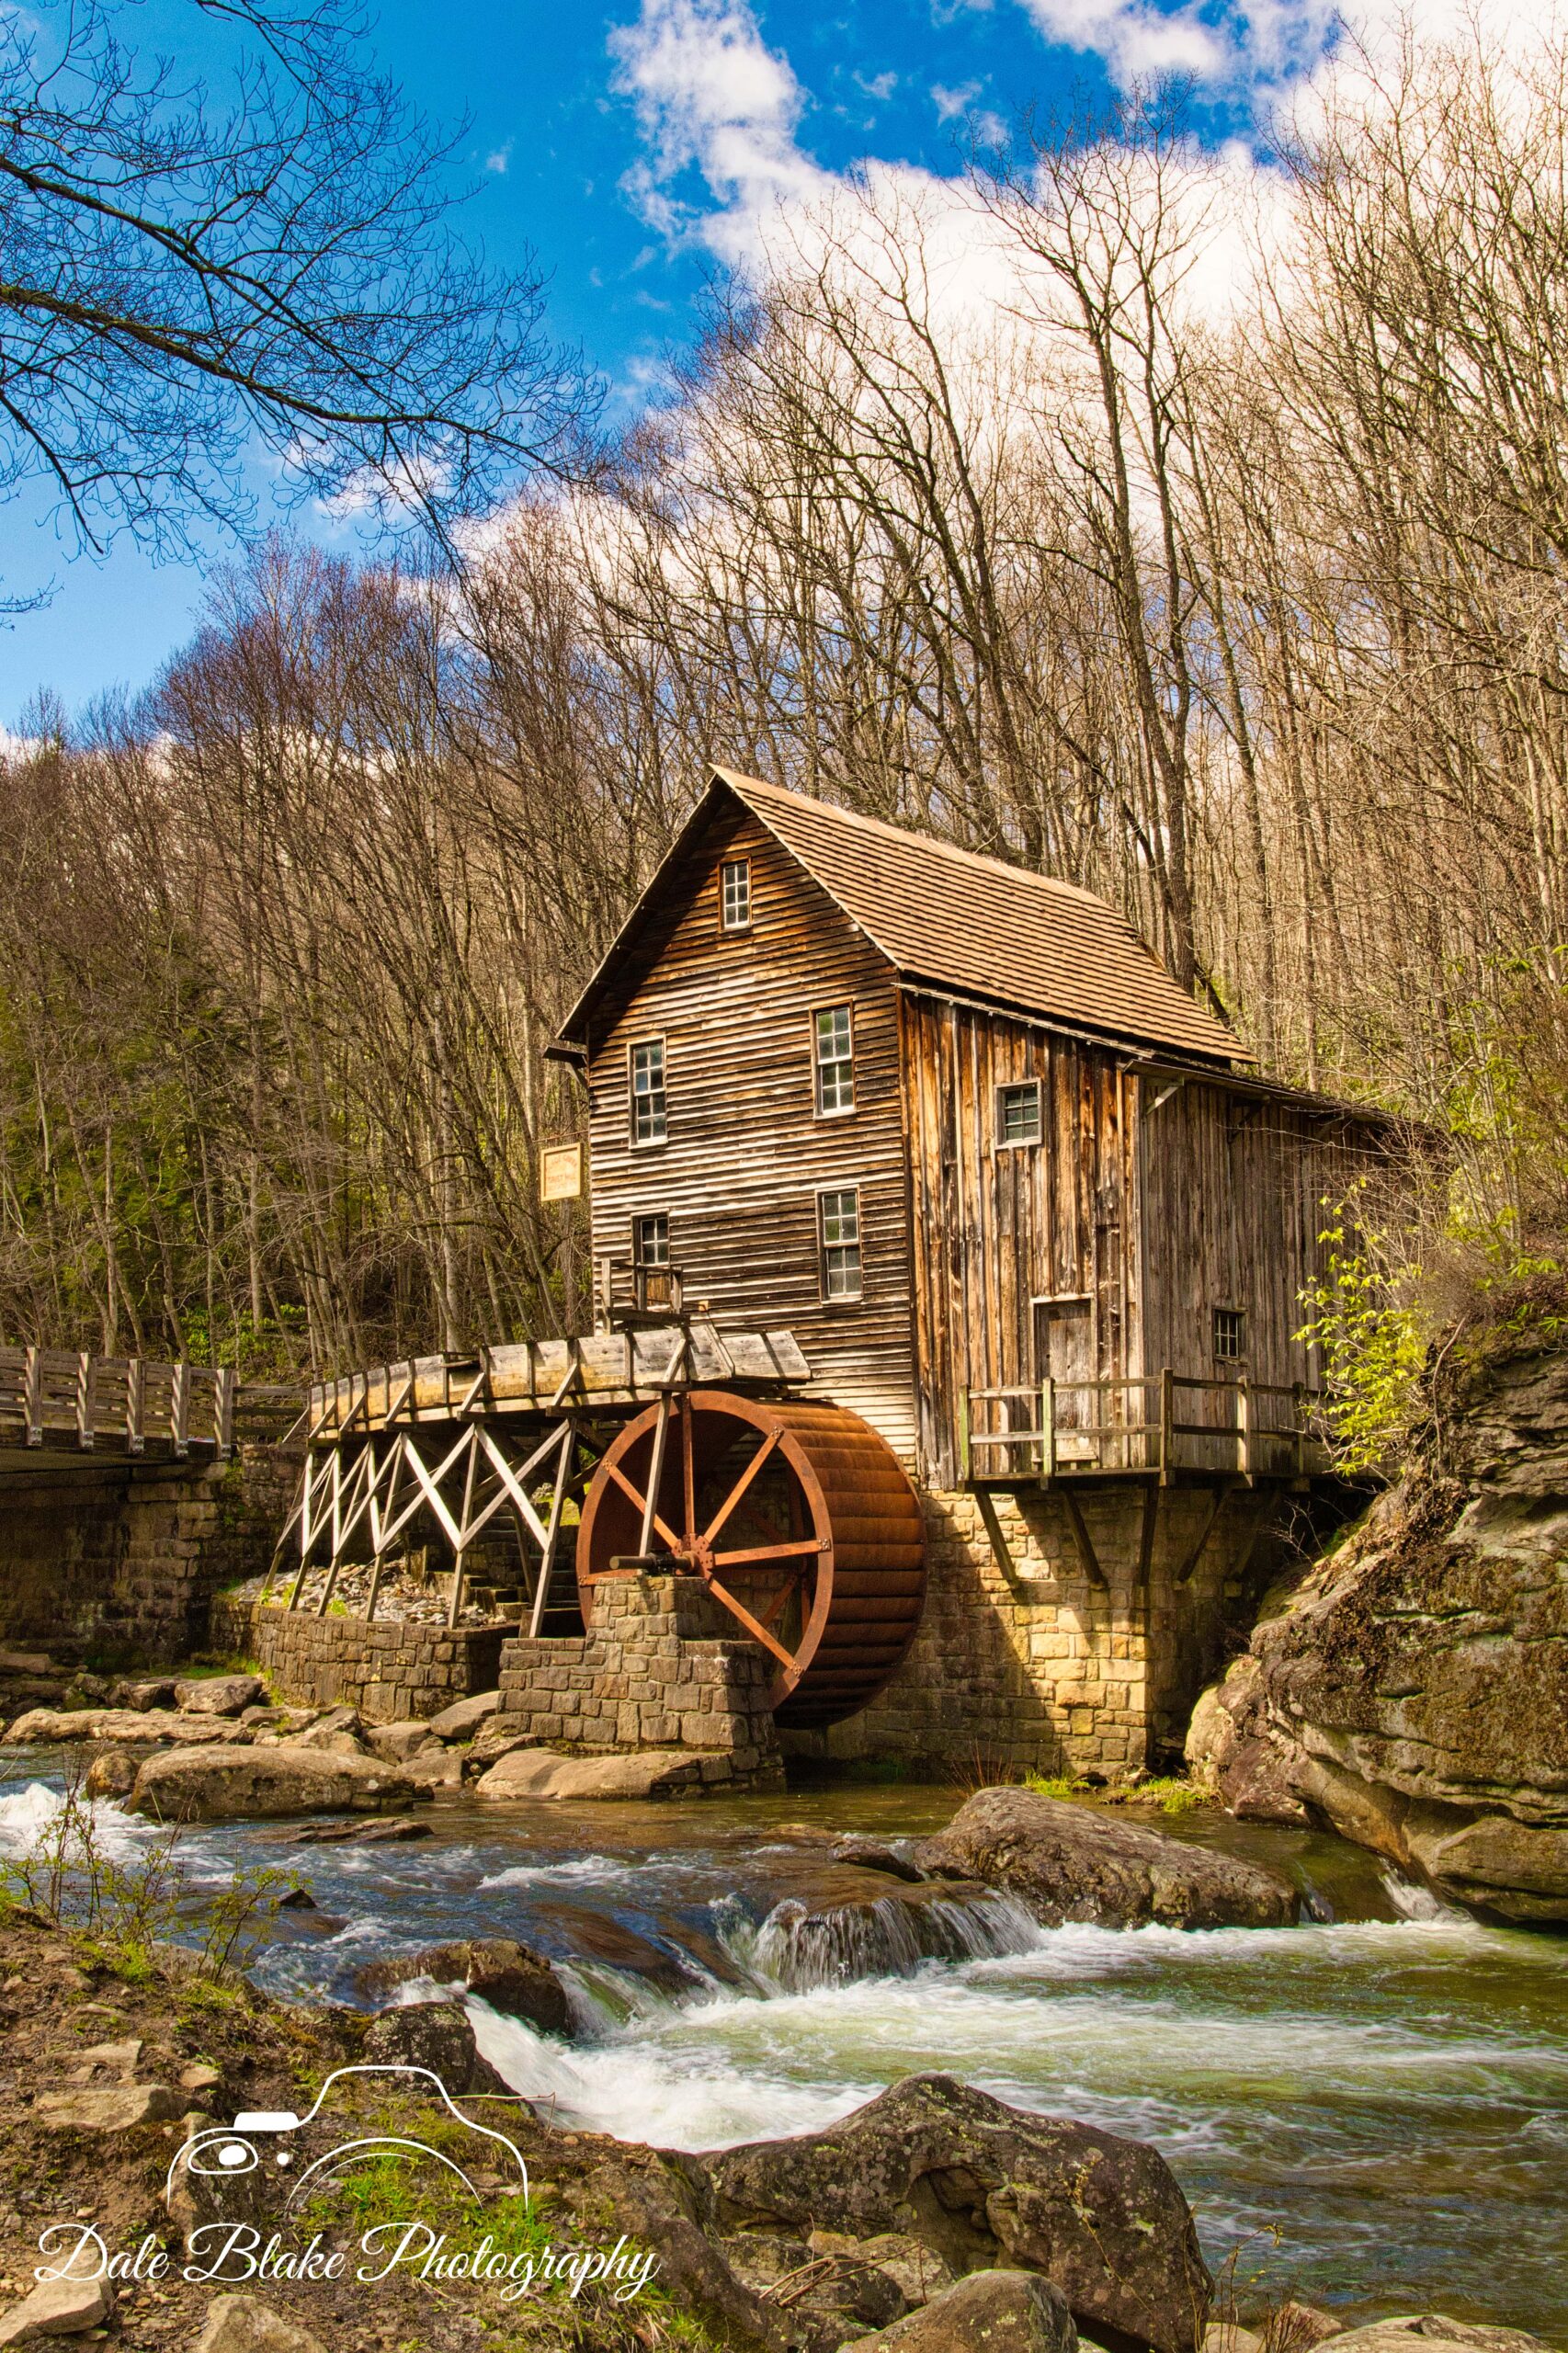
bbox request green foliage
[1102,1776,1209,1815]
[1297,1181,1427,1472]
[1021,1770,1089,1799]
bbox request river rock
[830,1834,926,1881]
[0,2273,112,2344]
[129,1745,426,1822]
[5,1707,248,1746]
[361,1997,517,2096]
[176,1674,266,1716]
[426,1688,500,1739]
[1183,1342,1568,1924]
[708,2072,1210,2353]
[292,1813,433,1846]
[108,1675,178,1711]
[358,1936,571,2036]
[34,2082,184,2128]
[83,1747,139,1799]
[1185,1661,1311,1826]
[913,1789,1299,1929]
[850,2269,1078,2353]
[362,1719,443,1762]
[192,2295,329,2353]
[753,1881,1022,1989]
[1315,2328,1554,2353]
[474,1745,707,1800]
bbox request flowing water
[4,1758,1565,2339]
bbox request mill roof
[556,767,1249,1067]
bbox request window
[1213,1306,1245,1361]
[996,1081,1043,1147]
[634,1213,669,1267]
[631,1040,667,1145]
[819,1188,863,1301]
[721,858,752,933]
[813,1005,855,1115]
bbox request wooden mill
[281,769,1386,1773]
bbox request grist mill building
[269,767,1385,1781]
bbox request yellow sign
[540,1142,583,1203]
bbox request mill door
[1033,1295,1097,1465]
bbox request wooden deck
[0,1347,236,1468]
[961,1370,1332,1487]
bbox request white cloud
[855,68,899,100]
[932,77,983,119]
[484,142,513,176]
[608,0,829,259]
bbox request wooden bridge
[0,1346,237,1470]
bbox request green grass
[1021,1770,1090,1799]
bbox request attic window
[1213,1306,1245,1361]
[996,1081,1043,1147]
[721,858,752,933]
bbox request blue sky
[0,0,1340,724]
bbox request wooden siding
[1134,1078,1358,1399]
[903,995,1140,1486]
[581,808,919,1460]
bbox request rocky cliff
[1187,1337,1568,1924]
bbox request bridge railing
[0,1347,236,1460]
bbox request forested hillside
[5,26,1567,1376]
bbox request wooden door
[1034,1296,1096,1462]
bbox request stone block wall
[0,1440,301,1664]
[211,1595,506,1722]
[494,1574,783,1789]
[788,1482,1286,1779]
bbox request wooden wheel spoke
[704,1573,797,1668]
[712,1538,823,1568]
[699,1427,782,1550]
[756,1574,801,1631]
[603,1457,680,1552]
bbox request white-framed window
[634,1212,669,1267]
[996,1080,1043,1147]
[818,1187,863,1301]
[1213,1305,1246,1361]
[720,858,752,933]
[630,1039,667,1146]
[813,1005,855,1116]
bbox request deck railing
[0,1346,236,1460]
[594,1257,687,1325]
[960,1370,1330,1484]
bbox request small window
[813,1005,855,1116]
[819,1188,863,1301]
[1213,1306,1245,1361]
[631,1039,667,1146]
[996,1081,1042,1147]
[721,858,752,933]
[634,1213,669,1267]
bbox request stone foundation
[787,1483,1289,1779]
[494,1575,783,1790]
[210,1596,506,1723]
[0,1437,299,1664]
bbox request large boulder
[914,1790,1299,1930]
[707,2072,1210,2353]
[360,1998,517,2096]
[0,2274,112,2345]
[1185,1342,1568,1924]
[358,1936,572,2037]
[850,2270,1077,2353]
[129,1745,426,1822]
[1317,2326,1553,2353]
[193,2296,329,2353]
[176,1674,267,1716]
[5,1707,248,1746]
[474,1745,708,1800]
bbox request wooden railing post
[126,1358,144,1455]
[1159,1368,1174,1485]
[23,1345,42,1448]
[75,1352,96,1450]
[958,1389,971,1483]
[216,1367,237,1461]
[1039,1376,1055,1487]
[171,1360,190,1458]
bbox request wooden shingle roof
[558,767,1248,1067]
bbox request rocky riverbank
[0,1902,1557,2353]
[1186,1336,1568,1923]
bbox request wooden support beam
[974,1486,1016,1582]
[1058,1483,1107,1588]
[640,1394,673,1557]
[1174,1485,1228,1587]
[448,1429,483,1628]
[529,1423,576,1639]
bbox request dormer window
[631,1039,667,1146]
[721,858,752,933]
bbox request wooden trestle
[269,1324,812,1633]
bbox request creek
[3,1761,1565,2339]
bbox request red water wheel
[575,1391,926,1730]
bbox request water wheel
[575,1390,926,1729]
